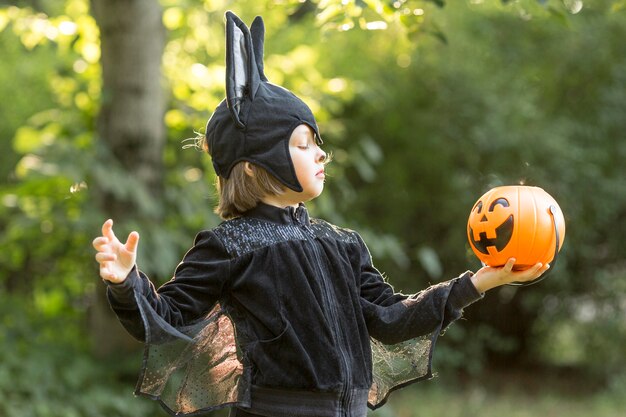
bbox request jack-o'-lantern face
[467,185,566,270]
[468,197,514,256]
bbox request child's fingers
[92,236,109,250]
[102,219,118,243]
[529,262,547,275]
[536,262,550,276]
[124,231,140,254]
[99,265,117,282]
[95,252,117,263]
[527,262,543,276]
[503,258,516,272]
[518,262,546,282]
[101,219,112,235]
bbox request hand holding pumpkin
[471,258,550,293]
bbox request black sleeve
[356,234,483,344]
[105,230,231,341]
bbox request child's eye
[298,145,310,150]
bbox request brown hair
[196,134,285,219]
[214,162,285,219]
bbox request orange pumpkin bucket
[467,186,565,271]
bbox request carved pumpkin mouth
[469,215,514,255]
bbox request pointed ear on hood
[250,16,268,82]
[225,11,260,128]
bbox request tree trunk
[89,0,166,357]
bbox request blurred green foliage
[1,0,625,415]
[0,295,162,417]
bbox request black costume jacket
[106,203,482,417]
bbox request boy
[93,12,547,417]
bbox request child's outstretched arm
[93,221,230,341]
[471,258,550,293]
[92,219,139,283]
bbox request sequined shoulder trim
[212,217,359,258]
[212,218,306,257]
[310,219,359,245]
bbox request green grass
[368,370,626,417]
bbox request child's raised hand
[471,258,550,293]
[92,219,139,284]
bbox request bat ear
[250,16,268,82]
[225,11,260,128]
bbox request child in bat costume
[93,11,548,417]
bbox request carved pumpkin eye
[473,201,483,214]
[489,198,509,211]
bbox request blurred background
[1,0,625,416]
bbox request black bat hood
[205,12,321,192]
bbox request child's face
[288,124,327,202]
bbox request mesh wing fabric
[133,293,436,415]
[368,335,434,409]
[135,299,251,415]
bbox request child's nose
[317,148,327,163]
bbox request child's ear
[225,11,261,128]
[243,162,255,177]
